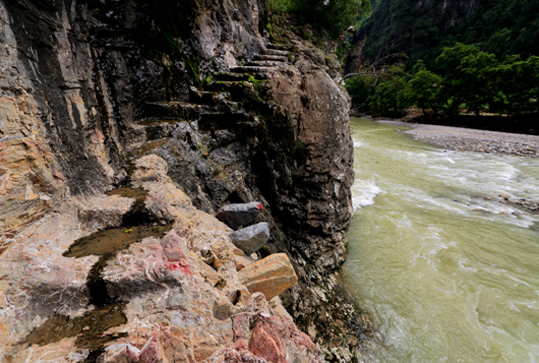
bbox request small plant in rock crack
[247,75,269,90]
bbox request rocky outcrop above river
[1,155,313,362]
[0,0,372,361]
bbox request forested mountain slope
[357,0,539,68]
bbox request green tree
[368,77,409,117]
[345,64,410,117]
[407,61,443,114]
[344,74,377,113]
[491,55,531,115]
[528,56,539,112]
[436,43,499,116]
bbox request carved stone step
[213,72,270,81]
[128,138,168,160]
[138,120,186,141]
[245,60,285,67]
[255,54,288,62]
[262,47,289,57]
[138,102,213,121]
[207,80,244,89]
[213,73,251,81]
[230,66,276,74]
[266,42,290,51]
[190,86,217,105]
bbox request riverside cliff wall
[0,0,372,361]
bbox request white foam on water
[352,177,383,211]
[391,146,539,228]
[458,258,478,274]
[354,140,364,148]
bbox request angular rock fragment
[248,312,288,363]
[76,194,135,230]
[229,222,270,255]
[215,202,263,230]
[209,348,268,363]
[238,253,297,300]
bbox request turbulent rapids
[345,118,539,363]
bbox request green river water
[344,118,539,363]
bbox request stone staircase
[128,43,290,159]
[229,43,290,74]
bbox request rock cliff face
[0,0,371,361]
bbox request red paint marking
[257,203,263,211]
[167,260,191,274]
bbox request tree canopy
[345,44,539,118]
[270,0,371,37]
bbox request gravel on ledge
[377,120,539,158]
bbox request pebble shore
[378,121,539,158]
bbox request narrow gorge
[0,0,373,362]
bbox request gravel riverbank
[377,120,539,158]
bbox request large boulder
[215,202,263,230]
[239,253,297,300]
[229,222,270,255]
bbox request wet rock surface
[495,194,539,214]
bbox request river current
[344,118,539,363]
